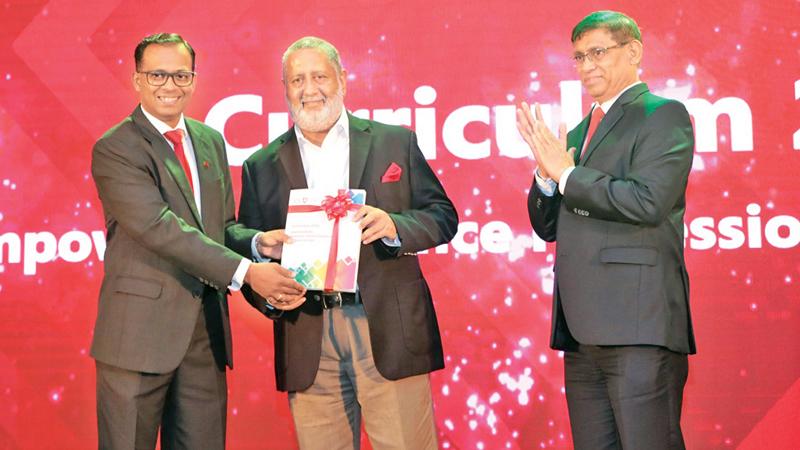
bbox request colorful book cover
[281,188,366,292]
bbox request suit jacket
[230,113,458,392]
[528,83,696,355]
[90,106,257,373]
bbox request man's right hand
[244,262,306,310]
[516,101,576,183]
[256,229,292,260]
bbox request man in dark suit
[229,36,457,449]
[516,11,696,450]
[90,33,305,449]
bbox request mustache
[286,87,344,133]
[300,96,325,105]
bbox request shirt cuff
[251,232,271,262]
[535,168,557,197]
[229,258,251,292]
[558,166,576,195]
[381,236,402,247]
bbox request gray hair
[282,36,343,77]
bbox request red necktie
[164,129,194,193]
[580,106,605,159]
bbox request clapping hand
[516,101,576,182]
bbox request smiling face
[283,47,346,136]
[573,28,640,104]
[133,43,195,128]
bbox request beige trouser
[288,303,437,450]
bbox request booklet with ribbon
[281,188,366,292]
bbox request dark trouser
[96,305,227,450]
[564,344,688,450]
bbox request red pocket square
[381,162,402,183]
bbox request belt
[309,291,360,309]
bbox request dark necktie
[164,129,194,193]
[580,106,605,160]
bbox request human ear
[629,40,643,65]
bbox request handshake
[243,230,307,311]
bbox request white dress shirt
[296,111,351,191]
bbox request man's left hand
[354,205,398,245]
[517,101,577,182]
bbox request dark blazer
[231,113,458,392]
[91,106,257,373]
[528,83,696,355]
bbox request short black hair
[571,10,642,44]
[134,33,195,71]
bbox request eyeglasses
[137,70,196,87]
[571,42,629,67]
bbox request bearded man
[229,36,458,450]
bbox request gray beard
[288,87,345,133]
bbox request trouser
[288,303,438,450]
[96,305,227,450]
[564,344,689,450]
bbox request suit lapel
[571,115,591,165]
[277,130,309,190]
[579,83,649,165]
[131,107,203,228]
[187,120,215,233]
[348,113,373,189]
[580,107,623,165]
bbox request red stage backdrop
[1,1,799,448]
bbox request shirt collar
[140,106,188,136]
[595,81,642,114]
[295,107,349,147]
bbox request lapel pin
[203,160,210,169]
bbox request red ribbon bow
[320,192,353,220]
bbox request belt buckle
[322,291,342,309]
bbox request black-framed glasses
[137,70,196,87]
[572,42,629,66]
